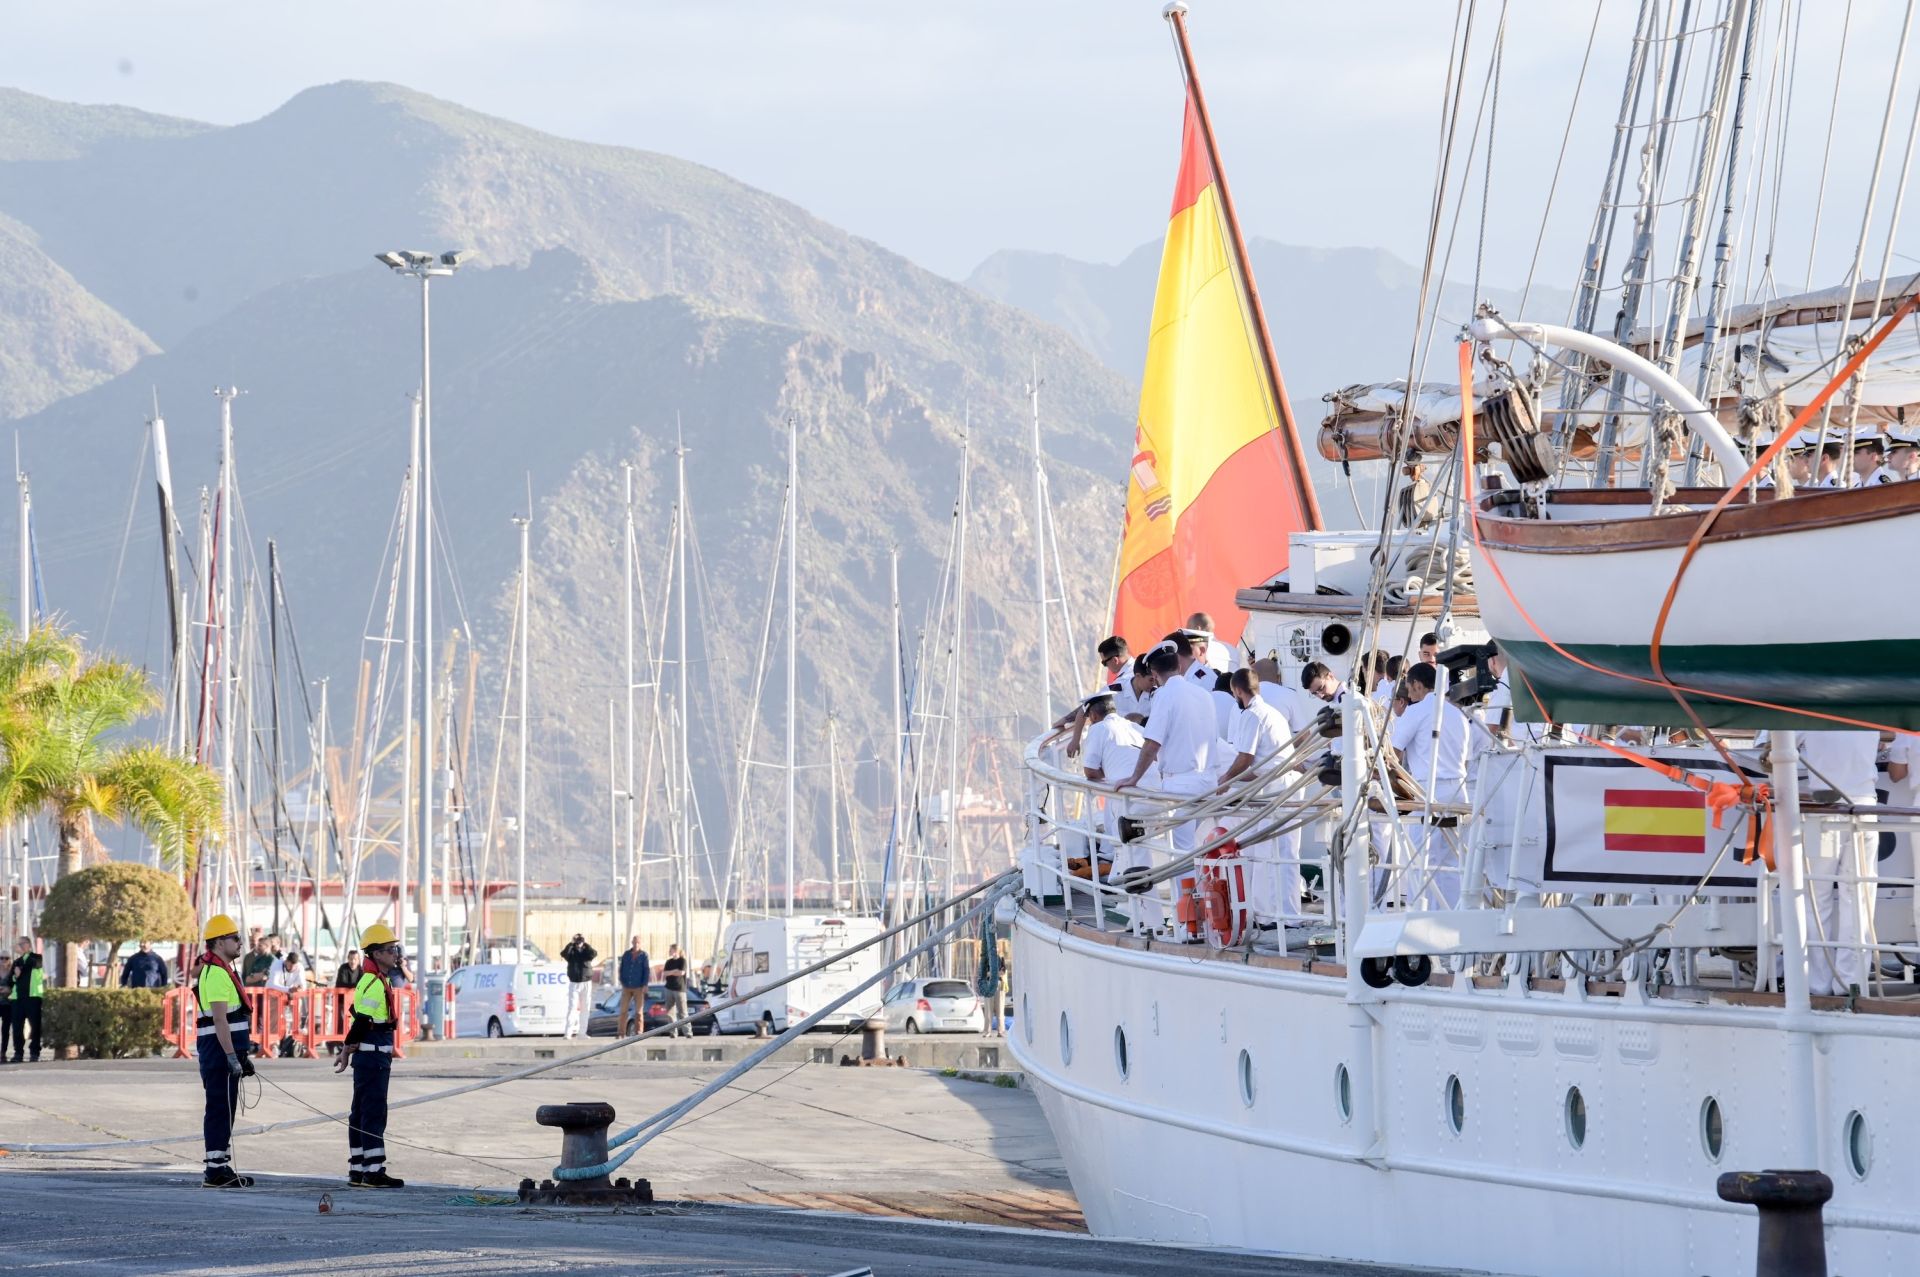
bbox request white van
[714,915,885,1034]
[447,962,574,1037]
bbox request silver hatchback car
[881,978,985,1034]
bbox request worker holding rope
[333,923,404,1189]
[194,915,255,1189]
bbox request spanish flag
[1602,788,1708,854]
[1112,87,1320,652]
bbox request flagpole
[1163,1,1323,531]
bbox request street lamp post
[376,249,465,981]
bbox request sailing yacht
[1008,6,1920,1272]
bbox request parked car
[880,978,984,1034]
[587,984,717,1037]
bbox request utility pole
[13,447,28,943]
[376,248,463,976]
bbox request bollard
[1716,1169,1832,1277]
[860,1016,888,1061]
[839,1016,906,1067]
[518,1100,654,1206]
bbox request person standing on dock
[661,945,691,1037]
[617,938,651,1038]
[194,915,253,1188]
[560,934,598,1039]
[6,936,44,1064]
[334,922,404,1189]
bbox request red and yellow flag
[1602,788,1708,854]
[1111,94,1319,652]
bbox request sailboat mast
[785,415,798,917]
[514,512,530,957]
[13,449,26,939]
[946,427,970,925]
[623,462,636,931]
[1164,2,1322,530]
[400,395,419,952]
[149,403,187,752]
[216,387,238,922]
[827,713,840,908]
[888,546,904,932]
[1027,362,1051,729]
[674,424,692,949]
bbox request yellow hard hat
[202,913,241,943]
[360,922,398,948]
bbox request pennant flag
[1601,788,1708,854]
[1112,94,1319,651]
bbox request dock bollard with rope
[0,872,1019,1202]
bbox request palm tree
[0,625,222,983]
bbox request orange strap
[1462,350,1774,867]
[1457,339,1918,738]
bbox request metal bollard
[860,1016,888,1062]
[1716,1169,1832,1277]
[519,1100,654,1206]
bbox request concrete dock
[0,1054,1490,1275]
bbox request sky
[4,1,1918,292]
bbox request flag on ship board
[1601,788,1709,855]
[1111,94,1320,652]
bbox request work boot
[347,1171,365,1187]
[202,1166,254,1189]
[355,1170,405,1189]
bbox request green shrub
[44,987,169,1058]
[39,863,196,960]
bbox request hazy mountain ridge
[0,212,158,419]
[0,84,1126,894]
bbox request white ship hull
[1010,901,1920,1275]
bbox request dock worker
[6,935,44,1064]
[333,921,405,1188]
[194,915,254,1188]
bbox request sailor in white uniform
[1887,426,1920,480]
[1216,669,1304,927]
[1117,646,1219,938]
[1078,693,1161,927]
[1757,728,1882,997]
[1389,662,1471,908]
[1849,432,1897,487]
[1184,613,1231,675]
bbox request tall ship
[1008,5,1920,1272]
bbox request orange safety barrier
[163,985,420,1060]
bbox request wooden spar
[1164,2,1323,531]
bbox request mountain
[0,213,158,419]
[966,237,1575,427]
[0,85,1128,897]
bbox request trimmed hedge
[44,987,169,1058]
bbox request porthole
[1335,1063,1353,1123]
[1022,994,1033,1045]
[1444,1074,1466,1134]
[1238,1049,1256,1108]
[1113,1026,1130,1081]
[1059,1011,1073,1065]
[1844,1110,1871,1179]
[1700,1096,1724,1162]
[1564,1086,1587,1150]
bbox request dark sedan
[588,984,717,1037]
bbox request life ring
[1199,827,1249,947]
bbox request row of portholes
[1047,1007,1874,1181]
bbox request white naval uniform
[1390,691,1471,907]
[1761,729,1881,996]
[1142,674,1219,931]
[1230,696,1301,922]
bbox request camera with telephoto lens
[1438,641,1500,706]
